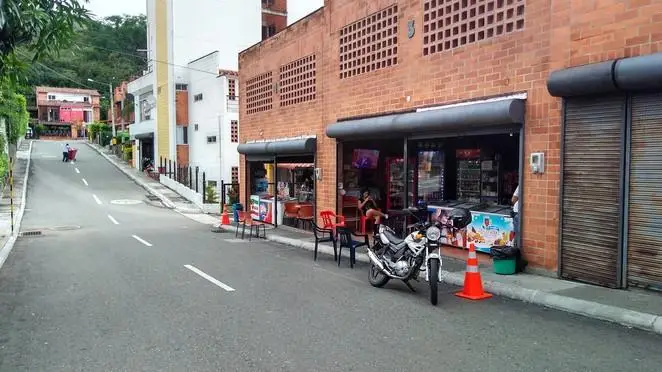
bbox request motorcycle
[366,207,472,305]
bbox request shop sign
[430,206,515,253]
[250,195,273,224]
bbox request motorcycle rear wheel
[429,258,440,305]
[368,264,390,288]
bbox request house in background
[106,81,135,133]
[34,86,101,139]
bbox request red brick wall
[176,91,189,126]
[176,144,189,166]
[263,13,287,33]
[239,0,662,272]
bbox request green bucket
[493,258,516,275]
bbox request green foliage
[227,186,239,205]
[19,14,148,119]
[0,0,91,83]
[0,84,29,144]
[116,130,130,144]
[121,143,132,162]
[206,184,219,204]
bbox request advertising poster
[250,195,260,220]
[429,206,515,253]
[466,212,515,252]
[430,207,468,248]
[259,199,273,224]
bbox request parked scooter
[366,207,472,305]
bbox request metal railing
[159,157,208,203]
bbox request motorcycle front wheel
[368,264,390,288]
[429,258,440,305]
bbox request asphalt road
[0,140,660,372]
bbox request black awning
[135,132,154,140]
[326,98,525,139]
[547,52,662,97]
[237,137,316,156]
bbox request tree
[0,87,29,144]
[0,0,91,82]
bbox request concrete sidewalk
[86,143,202,214]
[93,144,662,335]
[0,140,32,269]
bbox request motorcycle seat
[383,230,405,246]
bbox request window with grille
[422,0,525,56]
[245,71,273,115]
[228,79,237,100]
[279,55,316,107]
[207,136,217,144]
[230,120,238,143]
[339,4,398,79]
[231,166,239,184]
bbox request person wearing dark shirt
[358,189,388,225]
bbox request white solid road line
[132,235,153,247]
[92,194,102,205]
[82,178,88,186]
[75,168,80,174]
[184,265,236,292]
[108,215,119,225]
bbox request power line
[18,52,99,91]
[73,42,221,76]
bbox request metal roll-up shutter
[627,93,662,290]
[561,96,625,288]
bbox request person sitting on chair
[358,188,388,226]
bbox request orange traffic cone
[221,210,230,225]
[455,243,492,300]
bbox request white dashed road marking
[132,235,152,247]
[108,215,119,225]
[92,194,102,205]
[82,178,88,186]
[75,168,80,174]
[184,265,235,292]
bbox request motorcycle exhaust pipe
[367,249,387,272]
[367,249,407,280]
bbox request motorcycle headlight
[426,226,441,241]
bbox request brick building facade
[238,0,662,279]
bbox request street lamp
[87,78,116,137]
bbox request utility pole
[87,78,116,137]
[109,83,116,137]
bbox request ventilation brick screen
[228,79,237,100]
[422,0,525,56]
[339,4,398,79]
[245,72,273,115]
[230,120,238,143]
[231,167,239,184]
[280,55,316,107]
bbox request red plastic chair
[320,210,346,234]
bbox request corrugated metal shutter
[561,96,625,288]
[627,93,662,290]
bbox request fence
[159,157,209,203]
[221,181,240,206]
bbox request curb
[213,223,662,335]
[0,141,33,270]
[86,143,195,212]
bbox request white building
[186,52,240,188]
[128,0,261,178]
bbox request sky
[84,0,324,24]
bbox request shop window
[231,166,239,184]
[230,120,239,142]
[422,0,525,56]
[207,135,217,144]
[279,54,316,107]
[339,4,399,79]
[228,79,237,100]
[246,71,273,115]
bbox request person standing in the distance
[511,184,520,246]
[62,143,71,162]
